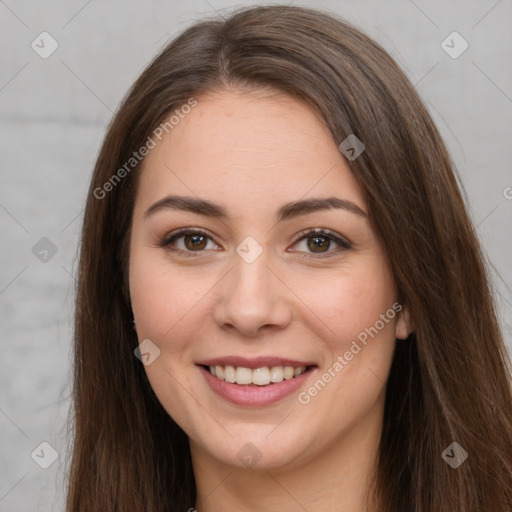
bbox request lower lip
[198,366,316,407]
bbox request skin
[128,88,413,512]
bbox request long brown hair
[67,5,512,511]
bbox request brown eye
[292,228,351,259]
[161,229,218,257]
[183,233,208,251]
[306,234,331,253]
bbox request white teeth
[269,366,284,382]
[207,364,308,385]
[224,365,236,383]
[215,365,224,379]
[235,367,252,385]
[284,366,295,380]
[252,367,271,386]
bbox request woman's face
[129,89,412,471]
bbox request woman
[66,5,512,511]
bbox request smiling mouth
[201,364,315,386]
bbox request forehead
[136,89,365,213]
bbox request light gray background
[1,0,511,510]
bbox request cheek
[128,249,210,429]
[296,260,397,355]
[297,263,399,415]
[129,248,211,345]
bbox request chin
[191,425,316,472]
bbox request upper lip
[196,356,316,369]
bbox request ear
[395,305,413,340]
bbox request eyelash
[160,228,351,260]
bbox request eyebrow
[144,195,367,222]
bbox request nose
[213,246,292,338]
